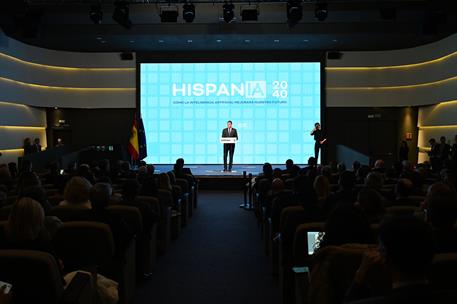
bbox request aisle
[135,190,280,304]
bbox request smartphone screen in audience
[307,231,325,255]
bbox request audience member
[90,183,134,254]
[2,198,59,264]
[316,205,373,251]
[372,159,385,174]
[7,162,17,180]
[356,187,385,224]
[426,195,457,253]
[122,179,158,233]
[398,140,409,162]
[59,176,92,209]
[33,138,42,153]
[393,178,415,206]
[428,138,440,171]
[22,137,34,155]
[345,216,457,304]
[283,159,294,175]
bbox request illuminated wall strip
[0,100,30,109]
[0,52,135,72]
[0,126,46,130]
[0,76,135,91]
[418,125,457,129]
[326,50,457,71]
[435,99,457,107]
[0,148,24,153]
[327,75,457,90]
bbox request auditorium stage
[154,164,291,178]
[154,164,305,189]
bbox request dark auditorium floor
[135,190,280,304]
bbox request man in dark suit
[221,120,238,172]
[33,138,42,153]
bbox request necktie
[229,128,231,135]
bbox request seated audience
[327,170,357,208]
[393,178,416,206]
[2,198,60,264]
[59,176,92,209]
[426,195,457,253]
[316,205,374,251]
[90,183,134,254]
[400,160,422,190]
[345,216,457,304]
[122,179,158,233]
[355,187,385,224]
[282,159,294,176]
[139,166,158,197]
[76,164,95,185]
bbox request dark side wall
[46,108,135,147]
[324,107,418,168]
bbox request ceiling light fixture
[287,0,302,27]
[241,5,259,22]
[89,4,103,24]
[223,2,235,23]
[315,2,328,21]
[160,5,179,22]
[183,3,195,23]
[113,1,132,29]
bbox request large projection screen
[140,62,321,164]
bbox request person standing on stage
[222,120,238,172]
[310,122,326,162]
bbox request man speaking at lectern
[222,120,238,172]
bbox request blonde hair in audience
[64,176,92,205]
[314,175,330,201]
[7,197,45,242]
[159,173,172,191]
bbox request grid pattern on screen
[140,62,321,164]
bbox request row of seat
[0,171,199,304]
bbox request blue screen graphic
[140,62,321,164]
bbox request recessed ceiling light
[129,40,135,43]
[187,39,193,43]
[96,37,103,40]
[100,40,107,44]
[216,39,222,43]
[274,39,280,43]
[158,39,164,43]
[332,39,338,42]
[303,39,309,42]
[244,39,251,43]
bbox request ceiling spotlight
[160,5,179,23]
[315,3,328,22]
[241,5,259,22]
[113,1,131,29]
[183,3,195,23]
[89,4,103,24]
[223,2,235,23]
[287,0,302,27]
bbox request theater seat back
[54,221,114,272]
[0,249,63,304]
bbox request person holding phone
[310,122,326,162]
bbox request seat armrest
[293,266,310,304]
